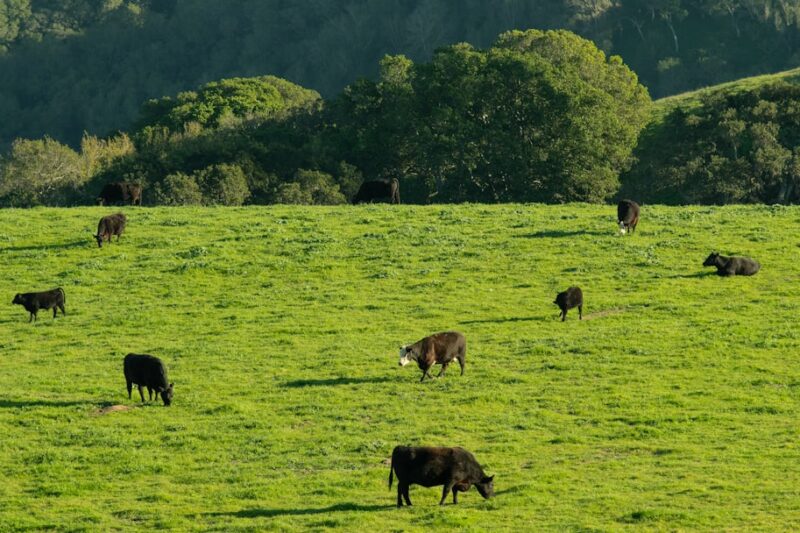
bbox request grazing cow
[617,199,640,234]
[94,213,127,248]
[398,331,466,382]
[353,178,400,204]
[703,252,761,276]
[97,182,142,206]
[554,287,583,321]
[11,288,65,322]
[123,354,174,406]
[388,446,495,507]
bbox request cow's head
[11,293,22,305]
[398,345,417,367]
[94,234,103,248]
[475,475,494,499]
[96,197,105,206]
[703,252,720,267]
[160,383,174,406]
[619,221,627,234]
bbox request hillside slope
[0,205,798,530]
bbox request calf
[398,331,466,382]
[97,182,142,206]
[389,446,494,506]
[123,353,174,406]
[11,288,66,322]
[94,213,127,248]
[353,178,400,204]
[703,252,760,276]
[617,199,640,234]
[554,287,583,321]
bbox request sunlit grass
[0,204,798,531]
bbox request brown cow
[97,182,142,206]
[94,213,127,248]
[398,331,466,382]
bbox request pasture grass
[0,204,798,531]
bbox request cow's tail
[388,454,394,489]
[56,287,65,304]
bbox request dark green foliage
[195,164,250,206]
[622,82,800,204]
[0,137,84,206]
[153,172,203,205]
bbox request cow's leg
[147,387,153,401]
[420,371,427,383]
[579,305,583,320]
[440,482,455,505]
[28,312,34,323]
[452,487,459,504]
[126,380,132,399]
[437,362,448,377]
[53,307,57,318]
[137,385,145,402]
[58,303,65,316]
[561,310,566,322]
[402,484,412,506]
[458,355,465,375]
[397,484,404,507]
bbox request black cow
[94,213,127,248]
[617,199,640,234]
[97,182,142,206]
[554,287,583,321]
[398,331,466,382]
[388,446,494,506]
[703,252,761,276]
[11,288,66,322]
[123,354,174,406]
[353,178,400,204]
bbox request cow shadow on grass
[460,316,544,325]
[0,398,90,408]
[516,230,607,239]
[1,240,88,253]
[206,503,391,518]
[282,376,393,388]
[663,271,716,279]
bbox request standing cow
[554,287,583,321]
[11,288,66,322]
[94,213,127,248]
[617,199,640,234]
[97,182,142,206]
[353,178,400,204]
[703,252,761,276]
[123,354,174,406]
[398,331,466,382]
[389,446,495,506]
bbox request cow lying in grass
[12,288,65,322]
[398,331,466,382]
[389,446,494,506]
[703,252,760,276]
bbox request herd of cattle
[8,191,763,507]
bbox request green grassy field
[0,205,798,531]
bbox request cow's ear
[483,475,494,482]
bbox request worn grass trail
[0,205,798,531]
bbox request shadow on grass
[206,503,392,518]
[663,271,716,279]
[0,398,92,408]
[282,376,393,388]
[515,230,607,239]
[1,240,88,253]
[461,316,542,325]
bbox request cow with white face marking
[398,331,466,382]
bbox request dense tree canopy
[2,0,800,149]
[622,82,800,204]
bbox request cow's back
[124,354,168,389]
[617,200,639,223]
[392,446,453,487]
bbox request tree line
[3,0,800,150]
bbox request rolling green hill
[0,205,798,531]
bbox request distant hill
[3,1,800,149]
